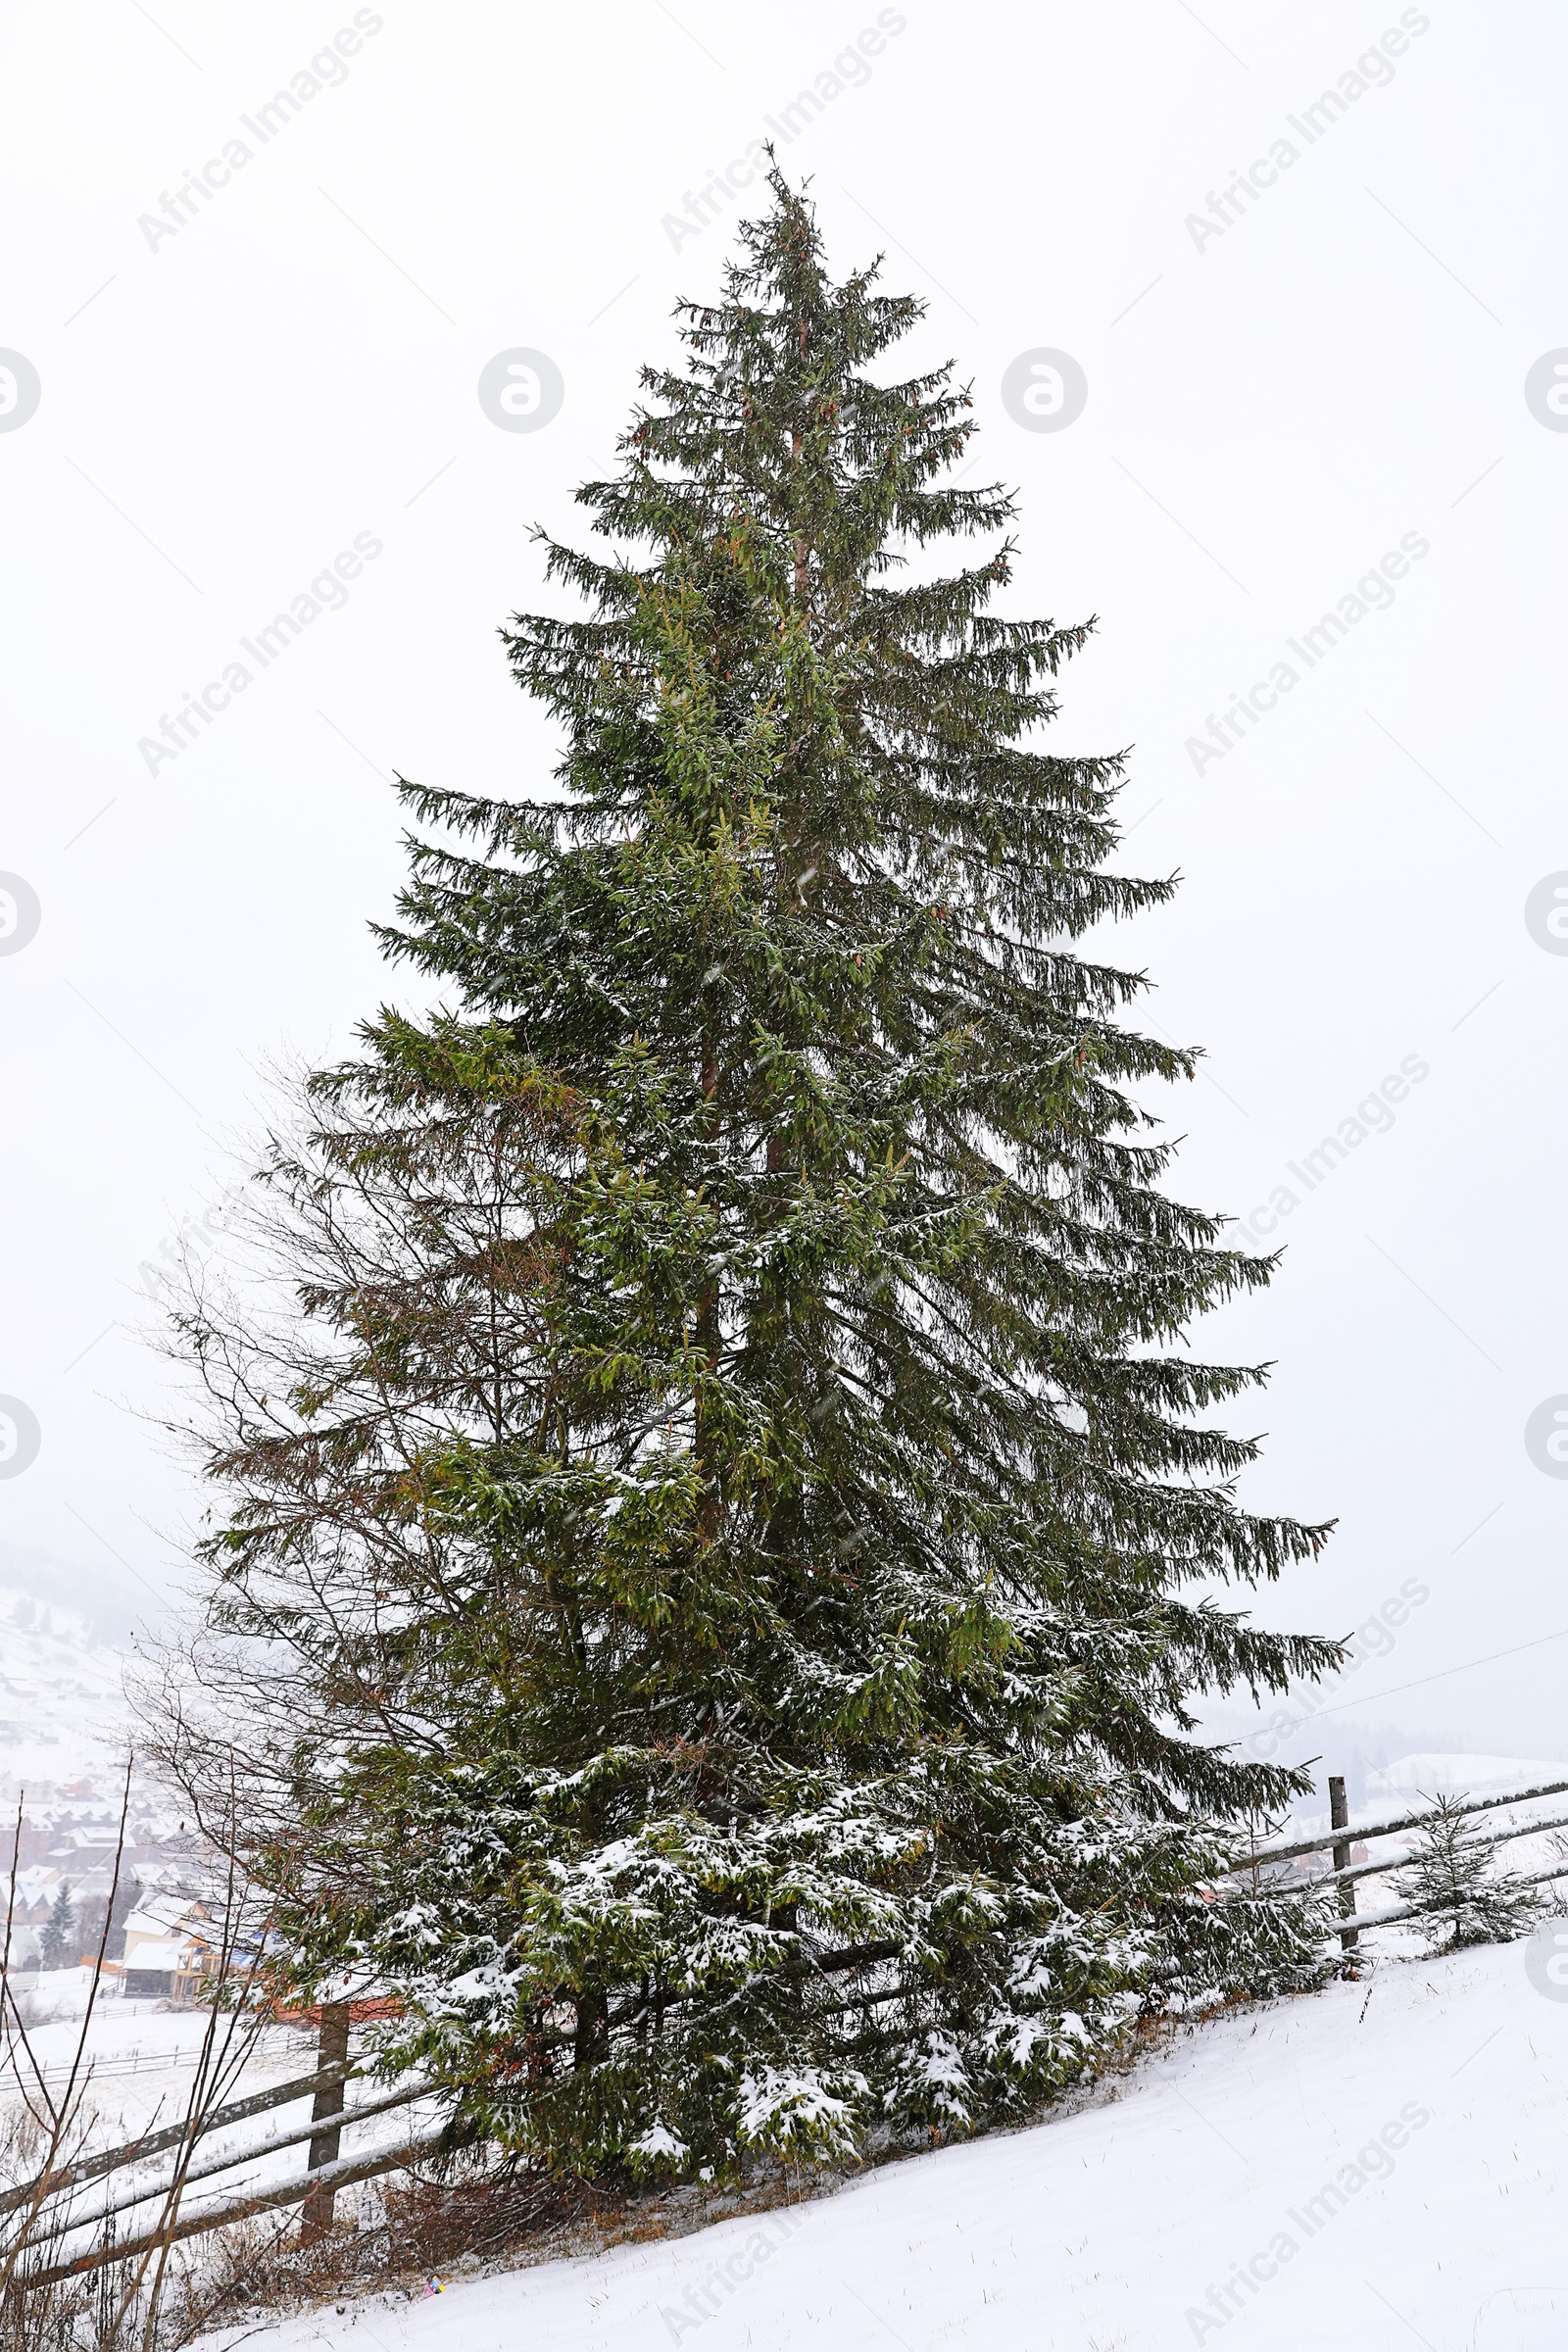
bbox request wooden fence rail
[0,2058,362,2219]
[1221,1770,1568,1955]
[1330,1855,1568,1940]
[1225,1777,1568,1873]
[53,2074,438,2237]
[1295,1806,1568,1896]
[22,2125,453,2289]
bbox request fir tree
[1392,1796,1544,1951]
[40,1883,74,1972]
[156,169,1338,2181]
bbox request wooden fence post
[300,2001,351,2244]
[1329,1775,1358,1954]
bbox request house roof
[122,1893,212,1936]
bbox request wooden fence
[2,2004,447,2288]
[8,1772,1568,2288]
[1229,1773,1568,1951]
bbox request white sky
[2,1,1565,1761]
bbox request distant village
[0,1775,227,2003]
[0,1577,239,2002]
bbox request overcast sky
[2,1,1565,1768]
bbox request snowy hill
[0,1581,131,1795]
[1369,1752,1568,1798]
[198,1936,1568,2352]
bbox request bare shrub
[165,2161,597,2339]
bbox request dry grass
[162,2156,844,2346]
[161,2165,608,2344]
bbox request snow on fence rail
[1332,1857,1568,1939]
[42,2071,439,2238]
[24,2121,454,2289]
[1224,1776,1568,1871]
[0,2054,360,2217]
[2,2002,452,2288]
[1226,1773,1568,1954]
[1302,1807,1568,1896]
[29,2047,218,2088]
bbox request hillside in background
[0,1576,132,1799]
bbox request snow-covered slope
[198,1936,1568,2352]
[1369,1753,1568,1798]
[0,1581,131,1791]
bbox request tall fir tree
[159,170,1339,2181]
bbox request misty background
[2,0,1565,1791]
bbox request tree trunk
[696,1037,720,1544]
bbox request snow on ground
[192,1938,1568,2352]
[7,1755,1563,2342]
